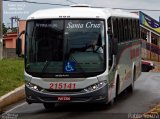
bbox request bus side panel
[116,40,141,94]
[107,68,117,102]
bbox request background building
[3,32,18,58]
[0,0,3,59]
[19,20,26,54]
[140,11,160,61]
[3,20,26,58]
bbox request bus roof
[27,6,139,20]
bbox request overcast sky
[3,0,160,27]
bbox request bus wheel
[43,103,55,110]
[115,76,120,100]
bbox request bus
[16,4,141,109]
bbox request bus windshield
[25,19,106,78]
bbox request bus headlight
[84,81,106,92]
[33,86,38,90]
[26,81,42,91]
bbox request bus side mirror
[16,30,25,56]
[16,38,22,56]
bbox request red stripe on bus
[117,42,141,64]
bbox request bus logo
[64,61,76,72]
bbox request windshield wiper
[41,61,51,75]
[69,54,87,77]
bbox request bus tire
[128,67,136,93]
[116,75,120,97]
[43,103,55,110]
[113,75,120,102]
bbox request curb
[0,85,25,113]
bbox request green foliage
[11,27,18,32]
[0,58,24,96]
[2,23,7,35]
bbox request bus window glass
[122,19,125,41]
[123,19,127,41]
[130,19,133,40]
[128,19,131,40]
[133,20,137,38]
[136,20,140,38]
[116,18,119,42]
[25,19,106,78]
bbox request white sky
[3,0,160,27]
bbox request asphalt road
[2,72,160,119]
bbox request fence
[3,48,17,58]
[141,40,160,62]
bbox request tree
[11,27,17,32]
[3,23,7,35]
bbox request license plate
[57,96,71,101]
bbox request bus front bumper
[25,83,108,104]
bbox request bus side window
[116,18,119,42]
[123,19,126,41]
[122,18,125,42]
[126,19,130,41]
[130,19,133,40]
[128,19,131,40]
[121,18,124,42]
[114,18,119,42]
[136,20,140,38]
[113,18,119,40]
[118,18,122,42]
[125,19,128,41]
[133,19,136,39]
[131,19,134,40]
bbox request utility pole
[0,0,3,60]
[10,16,20,29]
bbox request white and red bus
[16,4,141,109]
